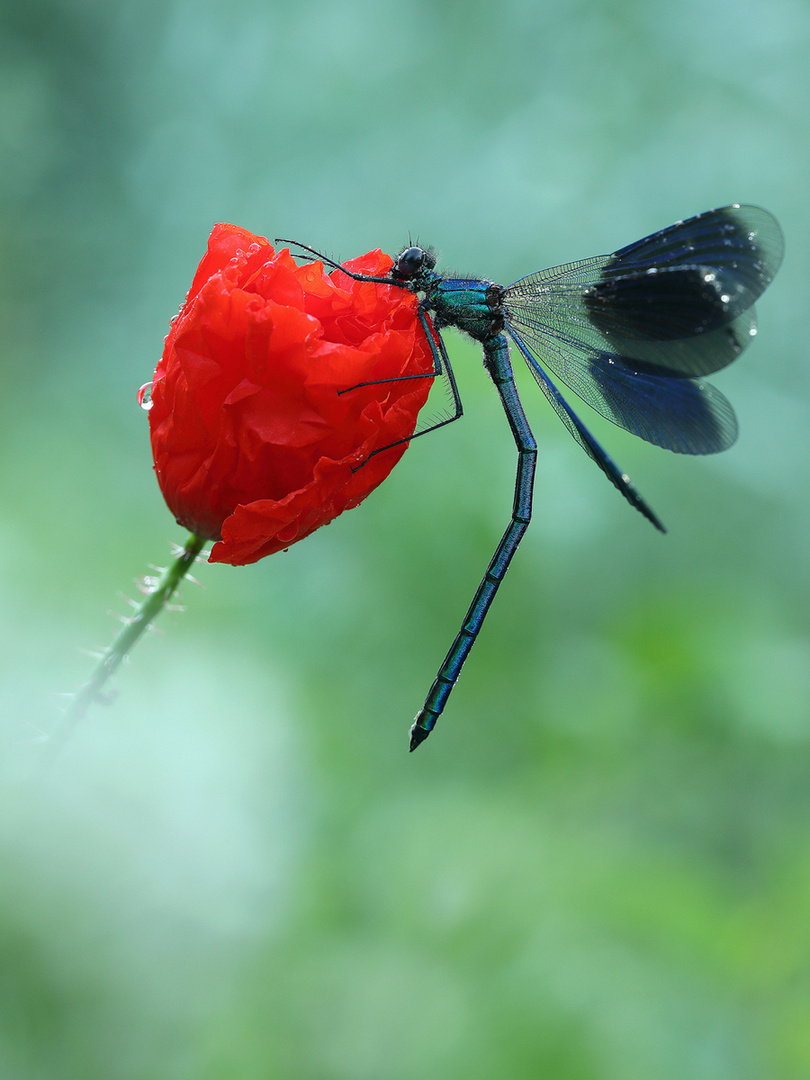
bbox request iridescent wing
[504,205,784,454]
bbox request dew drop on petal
[137,382,153,410]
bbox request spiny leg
[350,307,465,467]
[276,241,463,455]
[410,334,537,750]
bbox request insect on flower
[68,208,782,752]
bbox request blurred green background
[2,0,808,1077]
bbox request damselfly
[281,205,783,749]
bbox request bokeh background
[2,1,808,1077]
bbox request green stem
[62,532,207,733]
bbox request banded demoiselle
[281,205,783,749]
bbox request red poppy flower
[147,223,434,565]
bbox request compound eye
[394,246,425,280]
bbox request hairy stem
[61,533,207,736]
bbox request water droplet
[137,382,153,410]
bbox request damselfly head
[392,245,436,282]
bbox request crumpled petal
[148,224,433,565]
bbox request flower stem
[61,533,207,736]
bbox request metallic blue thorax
[427,275,506,342]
